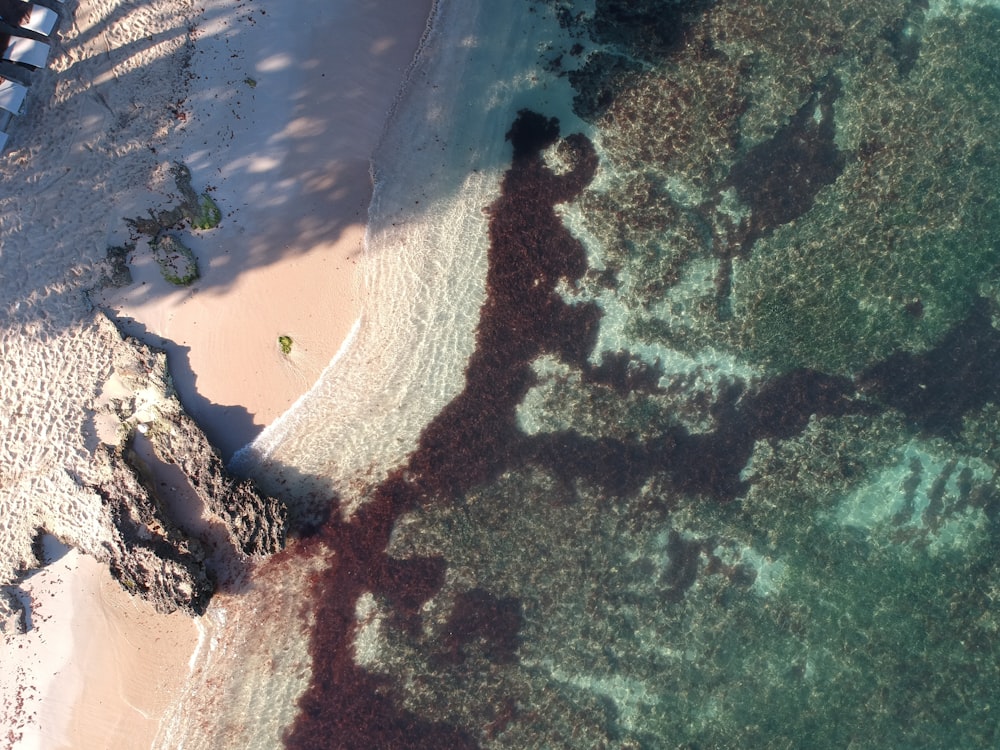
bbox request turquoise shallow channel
[193,1,1000,747]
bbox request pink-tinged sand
[2,0,433,746]
[101,0,434,458]
[1,551,197,750]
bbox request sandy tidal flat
[99,0,435,458]
[0,550,198,749]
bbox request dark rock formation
[71,320,287,616]
[144,408,287,558]
[86,444,213,615]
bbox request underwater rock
[590,0,717,62]
[725,75,845,249]
[858,297,1000,437]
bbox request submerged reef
[284,1,1000,748]
[571,0,1000,374]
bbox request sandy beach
[99,0,434,458]
[0,0,432,746]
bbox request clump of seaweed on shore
[116,162,222,286]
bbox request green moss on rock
[152,234,199,286]
[192,194,222,230]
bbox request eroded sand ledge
[1,0,433,745]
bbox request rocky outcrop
[2,312,288,621]
[90,321,288,612]
[143,407,287,558]
[84,443,214,614]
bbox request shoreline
[0,0,434,746]
[99,0,435,459]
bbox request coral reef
[277,2,1000,747]
[569,0,1000,374]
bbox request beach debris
[278,335,293,355]
[116,161,221,286]
[104,244,133,287]
[170,162,221,230]
[151,233,199,286]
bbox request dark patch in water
[378,555,448,635]
[726,76,846,251]
[743,368,861,441]
[663,530,703,602]
[584,350,666,395]
[905,298,925,319]
[859,297,1000,436]
[286,109,875,746]
[568,51,642,122]
[591,0,717,60]
[285,110,597,749]
[566,0,719,121]
[283,480,476,749]
[406,110,601,497]
[527,369,863,501]
[880,1,928,79]
[443,588,524,665]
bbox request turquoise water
[195,1,1000,747]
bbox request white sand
[0,550,198,750]
[100,0,434,458]
[0,0,432,745]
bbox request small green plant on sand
[278,335,293,355]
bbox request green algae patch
[125,162,223,236]
[117,162,223,287]
[152,234,199,286]
[192,193,222,230]
[277,335,293,355]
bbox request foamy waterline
[229,314,361,472]
[235,0,491,506]
[238,0,589,512]
[172,1,591,745]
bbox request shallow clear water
[184,1,1000,747]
